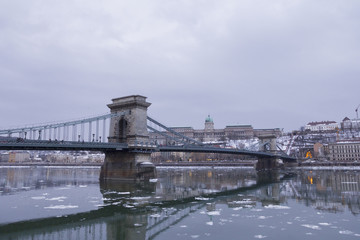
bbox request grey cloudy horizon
[1,0,359,132]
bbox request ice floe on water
[123,204,134,208]
[339,230,353,235]
[301,224,321,230]
[195,197,211,201]
[103,191,117,194]
[319,222,331,226]
[190,235,199,238]
[44,205,79,209]
[130,196,151,200]
[79,185,87,188]
[232,207,243,211]
[264,205,290,210]
[207,211,221,216]
[206,221,213,226]
[254,235,267,239]
[45,196,67,201]
[57,187,71,190]
[149,178,158,183]
[31,196,46,200]
[117,192,130,195]
[338,230,360,236]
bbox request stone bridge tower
[256,134,282,171]
[100,95,156,181]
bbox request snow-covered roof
[307,121,337,126]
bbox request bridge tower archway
[100,95,156,181]
[118,117,128,143]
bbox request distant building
[2,152,31,162]
[224,125,254,140]
[254,128,282,137]
[328,140,360,162]
[0,153,8,162]
[341,117,360,131]
[305,121,339,132]
[150,115,281,144]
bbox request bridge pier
[256,157,276,170]
[100,95,156,181]
[256,134,283,171]
[100,152,155,181]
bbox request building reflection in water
[295,169,360,214]
[0,167,360,239]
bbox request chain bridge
[0,95,296,180]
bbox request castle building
[150,115,281,144]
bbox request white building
[305,121,339,132]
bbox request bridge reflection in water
[0,167,360,239]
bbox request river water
[0,166,359,240]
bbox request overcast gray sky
[0,0,359,132]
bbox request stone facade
[328,141,360,161]
[107,95,151,144]
[150,115,282,144]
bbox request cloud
[0,0,359,131]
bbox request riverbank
[155,161,255,167]
[1,161,360,168]
[299,161,360,167]
[0,162,103,167]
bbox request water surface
[0,166,359,239]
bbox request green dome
[205,115,213,123]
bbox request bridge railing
[0,112,128,143]
[147,116,203,146]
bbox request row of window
[332,149,360,153]
[332,154,360,158]
[334,145,360,149]
[332,158,359,161]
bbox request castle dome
[205,115,213,123]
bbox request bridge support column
[255,157,283,170]
[256,157,276,171]
[256,134,283,171]
[100,152,155,181]
[100,95,156,181]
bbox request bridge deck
[0,140,127,151]
[157,145,296,161]
[0,139,296,162]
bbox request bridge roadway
[159,145,295,161]
[0,139,128,151]
[0,139,296,162]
